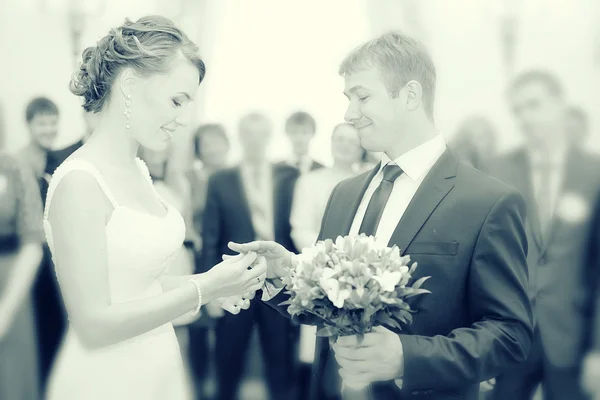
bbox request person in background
[17,97,59,189]
[358,149,381,172]
[16,96,65,393]
[289,122,363,400]
[581,187,600,399]
[0,101,45,400]
[279,111,324,174]
[291,122,363,249]
[489,70,600,400]
[45,110,99,176]
[565,105,589,148]
[186,123,231,400]
[202,112,297,400]
[448,115,498,172]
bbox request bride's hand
[212,291,257,316]
[201,252,266,300]
[228,241,291,280]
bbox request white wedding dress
[43,158,191,400]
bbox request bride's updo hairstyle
[70,15,206,113]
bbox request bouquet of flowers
[280,234,430,340]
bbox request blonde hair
[339,31,436,119]
[70,15,205,113]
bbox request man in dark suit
[201,112,298,400]
[581,187,600,397]
[278,111,324,174]
[230,32,534,400]
[488,71,600,400]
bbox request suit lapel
[389,150,457,254]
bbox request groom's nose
[344,103,360,124]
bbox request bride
[43,16,266,400]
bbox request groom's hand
[332,326,404,387]
[227,241,291,280]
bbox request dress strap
[44,159,120,220]
[135,157,167,207]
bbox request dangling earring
[124,94,132,129]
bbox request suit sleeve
[400,189,534,391]
[199,174,222,274]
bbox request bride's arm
[48,172,232,350]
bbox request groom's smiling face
[343,67,408,153]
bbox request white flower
[319,277,350,308]
[322,267,340,280]
[373,270,402,292]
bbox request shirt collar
[379,134,447,180]
[527,145,568,168]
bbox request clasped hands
[209,240,292,316]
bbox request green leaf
[405,288,431,299]
[316,326,338,337]
[411,276,430,290]
[409,262,418,275]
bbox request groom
[230,31,534,400]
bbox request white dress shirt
[349,134,447,245]
[290,168,356,251]
[527,145,567,231]
[240,162,274,241]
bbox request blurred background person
[138,143,198,400]
[489,70,600,400]
[16,96,66,393]
[566,105,589,148]
[17,96,59,194]
[186,123,231,400]
[291,122,363,249]
[289,121,363,400]
[0,101,45,400]
[448,115,498,172]
[202,112,297,400]
[279,111,324,175]
[45,109,99,176]
[581,186,600,399]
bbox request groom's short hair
[338,31,437,120]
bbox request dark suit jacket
[201,163,299,273]
[45,139,84,176]
[587,187,600,352]
[490,147,600,367]
[268,150,534,400]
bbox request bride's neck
[87,113,139,170]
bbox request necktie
[359,164,404,236]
